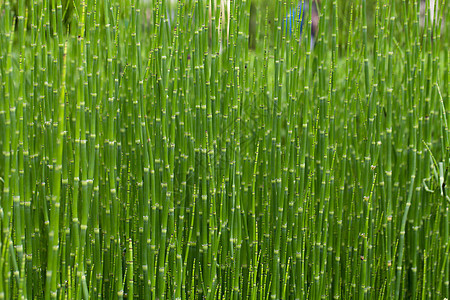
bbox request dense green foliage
[0,0,449,298]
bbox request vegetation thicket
[0,0,448,299]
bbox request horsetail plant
[0,0,449,298]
